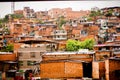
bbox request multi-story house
[48,8,90,20]
[92,24,120,79]
[51,30,67,41]
[101,6,120,14]
[14,10,23,15]
[48,8,64,19]
[94,30,120,61]
[63,22,98,41]
[16,39,58,79]
[35,11,50,21]
[36,24,57,40]
[10,22,27,38]
[9,18,39,41]
[65,10,90,20]
[23,7,36,18]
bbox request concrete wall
[92,61,99,79]
[92,61,105,79]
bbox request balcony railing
[51,32,67,35]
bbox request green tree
[3,14,9,22]
[0,19,5,28]
[66,39,78,51]
[66,39,95,51]
[3,14,24,23]
[83,39,95,50]
[12,14,24,19]
[57,16,66,29]
[89,10,102,21]
[2,26,10,35]
[6,44,14,52]
[87,17,93,21]
[89,10,102,17]
[38,20,44,24]
[104,9,113,17]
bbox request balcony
[51,30,67,36]
[53,37,67,40]
[51,32,67,36]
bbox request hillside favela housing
[0,4,120,80]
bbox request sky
[0,1,120,18]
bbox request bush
[66,39,95,51]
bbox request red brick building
[48,8,90,20]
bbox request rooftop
[18,39,58,44]
[0,52,13,54]
[45,51,95,55]
[31,24,57,27]
[109,57,120,60]
[94,44,120,47]
[41,59,89,63]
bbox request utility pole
[11,2,15,14]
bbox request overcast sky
[0,1,120,18]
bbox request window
[62,35,66,38]
[19,53,23,57]
[27,61,33,66]
[54,31,57,34]
[19,61,23,66]
[116,28,120,33]
[80,30,88,36]
[27,61,36,66]
[61,30,64,33]
[35,44,41,47]
[30,52,35,58]
[21,44,30,48]
[46,44,51,48]
[40,52,44,56]
[57,36,60,38]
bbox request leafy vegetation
[38,19,44,24]
[0,14,24,23]
[88,10,102,21]
[57,16,66,29]
[66,39,95,51]
[89,10,102,17]
[87,17,93,21]
[0,19,10,35]
[1,44,14,52]
[2,26,10,35]
[104,9,113,17]
[66,39,78,51]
